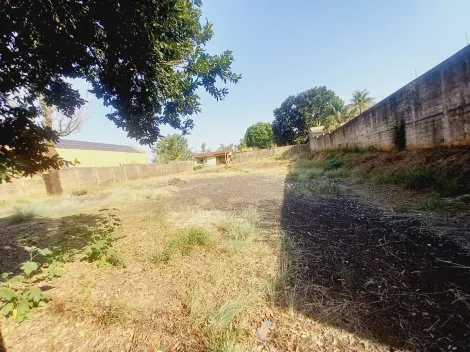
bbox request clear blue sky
[71,0,470,155]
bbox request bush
[9,207,35,224]
[70,189,88,196]
[193,165,203,171]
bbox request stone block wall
[310,45,470,151]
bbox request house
[55,139,147,167]
[193,150,233,166]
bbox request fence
[0,161,193,200]
[233,144,309,163]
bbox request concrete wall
[233,144,309,163]
[310,45,470,151]
[0,161,193,200]
[56,148,148,167]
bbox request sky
[70,0,470,156]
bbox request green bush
[71,189,88,196]
[9,206,35,224]
[83,208,125,268]
[193,164,204,170]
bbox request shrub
[70,189,88,196]
[193,165,204,171]
[83,208,125,268]
[9,206,35,224]
[0,246,60,322]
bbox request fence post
[123,167,128,182]
[112,168,116,183]
[94,168,100,185]
[75,168,80,188]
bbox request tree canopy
[272,87,336,145]
[0,0,240,182]
[244,122,274,149]
[152,134,192,164]
[350,89,375,115]
[323,97,353,132]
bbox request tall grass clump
[153,227,211,263]
[9,206,36,224]
[227,205,259,241]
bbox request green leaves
[153,134,193,164]
[273,87,336,145]
[21,261,39,276]
[0,287,16,301]
[244,123,274,149]
[83,209,125,268]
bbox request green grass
[417,197,444,212]
[153,227,211,263]
[70,189,88,196]
[9,206,36,224]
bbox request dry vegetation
[1,149,469,351]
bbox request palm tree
[350,89,375,115]
[323,97,353,132]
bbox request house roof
[56,139,145,154]
[193,149,233,158]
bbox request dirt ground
[1,159,469,351]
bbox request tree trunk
[42,104,63,195]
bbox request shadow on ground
[0,213,101,274]
[277,160,470,350]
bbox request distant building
[193,150,233,167]
[56,139,147,167]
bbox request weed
[70,189,88,196]
[227,219,255,241]
[83,208,125,268]
[95,302,128,327]
[9,206,35,224]
[418,197,443,212]
[337,263,355,286]
[291,179,341,196]
[153,227,211,263]
[0,246,60,322]
[208,297,247,331]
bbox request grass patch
[289,179,341,196]
[9,206,36,224]
[417,197,444,212]
[226,205,259,241]
[70,189,88,196]
[153,227,211,263]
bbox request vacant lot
[1,157,469,351]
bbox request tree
[244,122,274,149]
[200,142,207,153]
[350,89,375,115]
[152,134,192,164]
[217,143,234,151]
[0,0,240,182]
[51,103,90,138]
[272,87,336,145]
[323,97,353,132]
